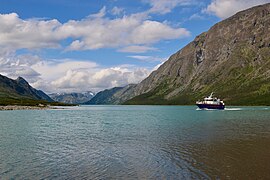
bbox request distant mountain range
[49,91,95,104]
[88,3,270,105]
[0,74,54,105]
[0,73,94,106]
[85,84,136,105]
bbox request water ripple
[0,106,270,179]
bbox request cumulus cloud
[0,2,193,93]
[31,59,98,81]
[48,65,150,92]
[204,0,270,19]
[0,49,41,83]
[62,11,190,51]
[0,13,62,49]
[129,20,190,44]
[0,7,190,53]
[0,50,151,93]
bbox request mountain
[0,74,54,105]
[15,77,53,102]
[102,3,270,105]
[49,91,95,104]
[125,3,270,105]
[85,84,136,105]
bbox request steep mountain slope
[49,91,95,104]
[85,84,136,105]
[123,3,270,105]
[15,77,53,102]
[0,74,54,105]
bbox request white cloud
[0,49,41,83]
[88,6,107,18]
[129,55,152,60]
[51,70,90,90]
[0,13,62,49]
[62,11,190,51]
[0,7,190,53]
[49,65,150,92]
[118,45,157,53]
[111,6,124,16]
[144,0,197,14]
[128,55,165,62]
[205,0,270,19]
[0,3,194,93]
[66,40,85,51]
[189,13,206,20]
[129,20,190,44]
[0,50,151,93]
[31,59,98,81]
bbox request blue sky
[0,0,269,93]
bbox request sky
[0,0,269,93]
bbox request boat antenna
[209,92,213,98]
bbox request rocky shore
[0,105,55,111]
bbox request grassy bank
[0,93,76,106]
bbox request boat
[196,92,225,110]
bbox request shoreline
[0,105,268,111]
[0,105,59,111]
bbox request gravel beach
[0,105,53,111]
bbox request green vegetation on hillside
[0,92,73,106]
[0,75,74,106]
[123,4,270,106]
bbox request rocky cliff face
[0,74,54,104]
[123,3,270,105]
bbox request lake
[0,106,270,179]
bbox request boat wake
[196,107,243,111]
[196,108,223,111]
[224,108,242,111]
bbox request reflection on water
[193,138,270,179]
[0,106,270,179]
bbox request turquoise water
[0,106,270,179]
